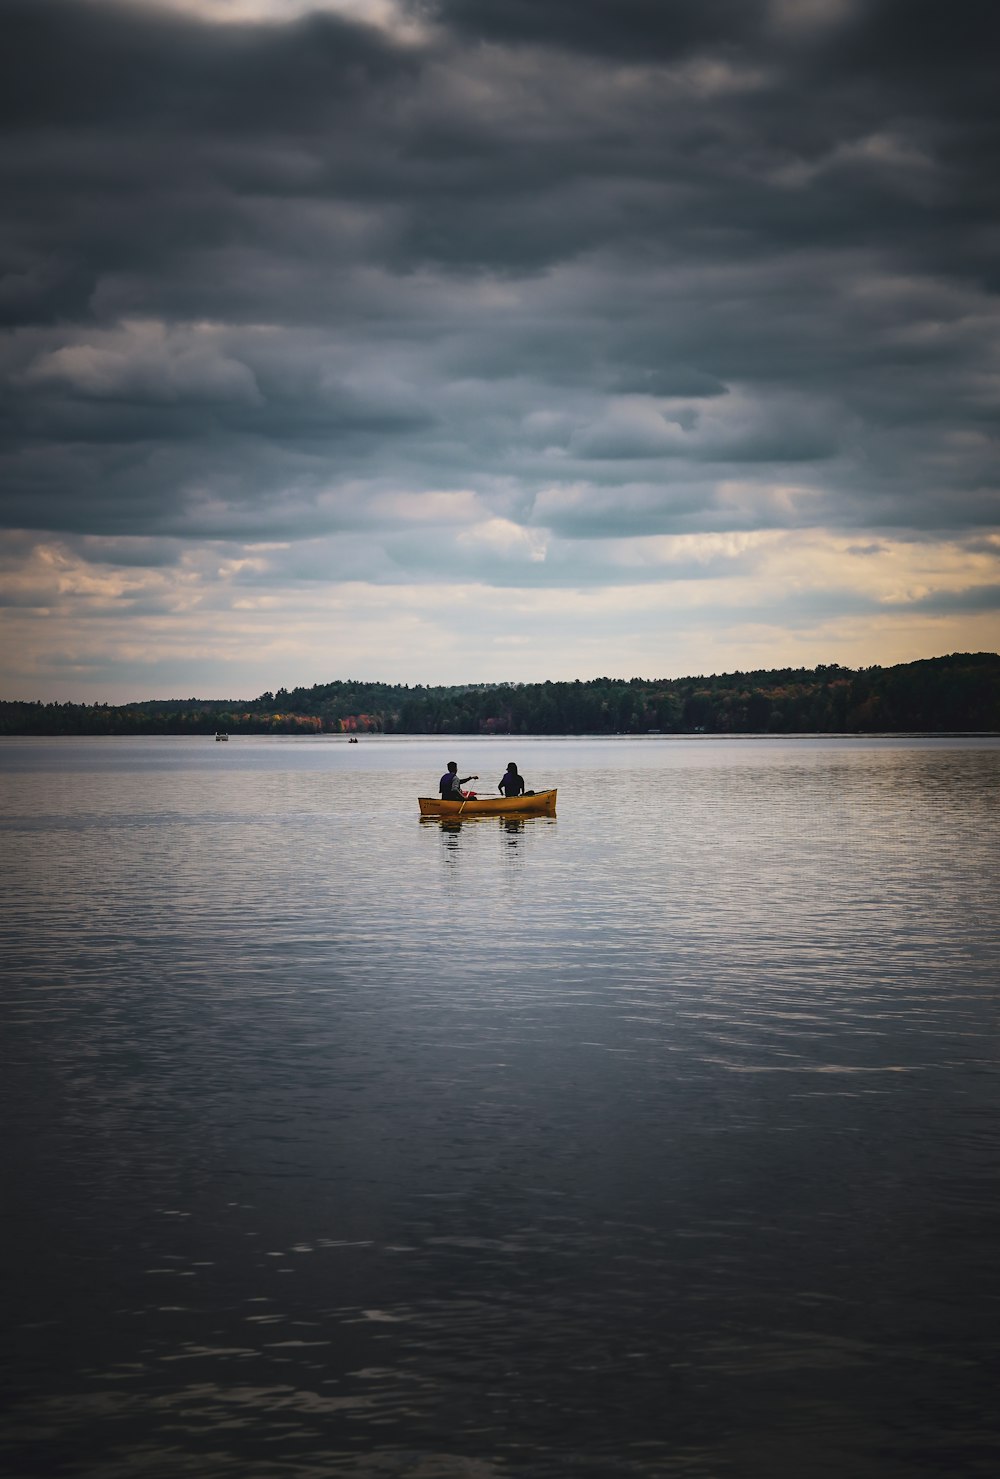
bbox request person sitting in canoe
[498,762,526,797]
[439,761,478,800]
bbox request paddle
[455,774,479,813]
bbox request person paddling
[439,761,478,800]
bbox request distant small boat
[418,789,557,818]
[215,732,228,742]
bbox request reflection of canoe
[418,789,557,818]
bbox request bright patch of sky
[121,1,406,26]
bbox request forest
[1,653,998,737]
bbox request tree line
[1,653,998,737]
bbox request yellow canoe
[418,788,557,818]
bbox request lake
[2,734,999,1477]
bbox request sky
[2,0,999,701]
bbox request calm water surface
[2,735,999,1477]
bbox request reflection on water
[423,813,550,871]
[421,814,534,836]
[1,735,999,1478]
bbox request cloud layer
[2,0,998,697]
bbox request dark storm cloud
[2,1,407,132]
[419,0,764,58]
[1,0,998,597]
[1,0,414,330]
[909,583,1000,615]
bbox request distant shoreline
[2,653,998,738]
[3,730,998,741]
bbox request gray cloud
[418,0,765,60]
[1,0,998,695]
